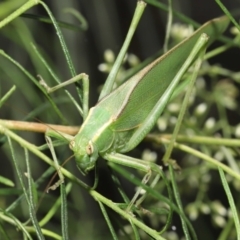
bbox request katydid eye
[86,142,93,155]
[69,140,75,149]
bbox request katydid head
[69,138,98,175]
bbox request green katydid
[65,20,229,176]
[38,3,230,179]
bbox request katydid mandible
[67,15,229,175]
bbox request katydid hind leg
[104,152,163,211]
[122,33,209,153]
[163,42,207,165]
[135,173,161,208]
[125,171,152,213]
[117,36,208,209]
[126,35,207,212]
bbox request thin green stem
[60,183,69,240]
[215,0,240,32]
[0,85,16,107]
[0,50,67,123]
[147,134,240,147]
[90,190,166,240]
[39,1,76,77]
[63,8,88,30]
[99,1,146,99]
[25,149,45,240]
[161,138,240,181]
[219,168,240,239]
[98,201,118,240]
[0,212,33,239]
[0,123,89,190]
[0,0,40,29]
[39,183,71,227]
[163,0,172,53]
[169,166,191,240]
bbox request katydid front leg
[34,85,96,190]
[39,73,90,120]
[45,135,65,191]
